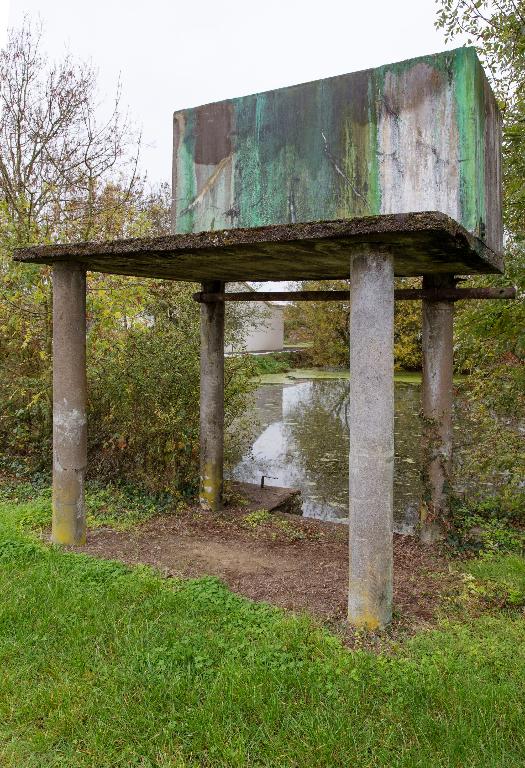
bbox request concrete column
[420,275,454,544]
[348,248,394,629]
[52,263,87,545]
[200,280,225,511]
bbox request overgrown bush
[436,0,525,546]
[452,241,525,520]
[0,24,257,498]
[87,282,255,494]
[451,496,525,555]
[0,275,256,496]
[251,352,294,376]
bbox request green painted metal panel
[172,48,502,253]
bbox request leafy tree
[0,21,255,493]
[87,281,255,495]
[0,21,140,245]
[436,0,525,237]
[285,279,422,370]
[285,280,350,367]
[436,0,525,516]
[0,19,145,470]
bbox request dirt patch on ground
[78,499,459,640]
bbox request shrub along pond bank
[0,490,524,767]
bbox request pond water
[233,378,426,534]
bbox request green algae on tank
[172,48,502,253]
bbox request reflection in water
[233,380,422,534]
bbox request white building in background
[226,282,285,354]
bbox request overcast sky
[4,0,462,185]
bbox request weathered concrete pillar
[420,275,454,544]
[348,248,394,629]
[200,280,225,511]
[52,263,87,545]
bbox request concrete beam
[194,286,516,303]
[200,280,225,511]
[420,275,455,543]
[52,264,87,545]
[348,248,394,629]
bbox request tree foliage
[285,280,351,367]
[0,21,255,494]
[0,21,140,245]
[436,0,525,237]
[87,282,254,495]
[285,279,422,370]
[436,0,525,514]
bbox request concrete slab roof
[14,212,502,281]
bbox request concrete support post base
[420,275,454,544]
[199,280,225,511]
[348,248,394,629]
[52,263,87,545]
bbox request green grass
[0,482,173,532]
[257,369,425,385]
[461,554,525,606]
[465,554,525,593]
[256,370,468,385]
[0,498,524,767]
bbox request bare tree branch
[0,19,144,245]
